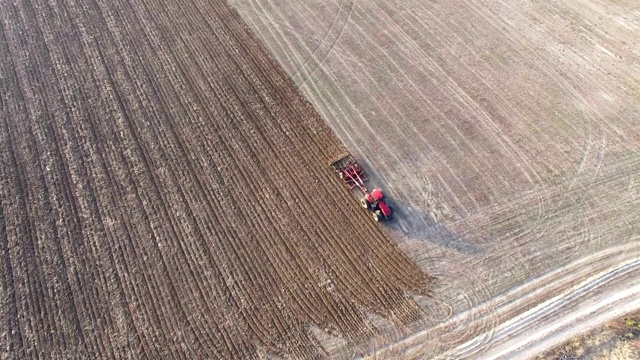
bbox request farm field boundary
[0,0,432,358]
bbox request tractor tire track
[0,0,433,358]
[230,0,640,358]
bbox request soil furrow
[0,0,433,357]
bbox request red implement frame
[330,154,368,193]
[330,153,393,221]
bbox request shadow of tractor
[385,200,483,256]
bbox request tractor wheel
[360,198,371,210]
[373,210,383,222]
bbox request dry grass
[536,311,640,360]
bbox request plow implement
[330,154,393,222]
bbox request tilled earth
[229,0,640,358]
[0,0,432,358]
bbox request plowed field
[0,0,432,358]
[230,0,640,358]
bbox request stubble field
[229,0,640,358]
[0,0,432,358]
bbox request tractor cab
[331,154,394,222]
[361,188,392,222]
[375,199,392,221]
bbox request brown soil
[229,0,640,358]
[536,310,640,360]
[0,0,432,358]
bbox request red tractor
[330,155,393,222]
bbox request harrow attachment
[329,153,393,221]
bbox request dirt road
[230,0,640,357]
[0,0,431,358]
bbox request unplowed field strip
[229,0,640,358]
[0,0,432,358]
